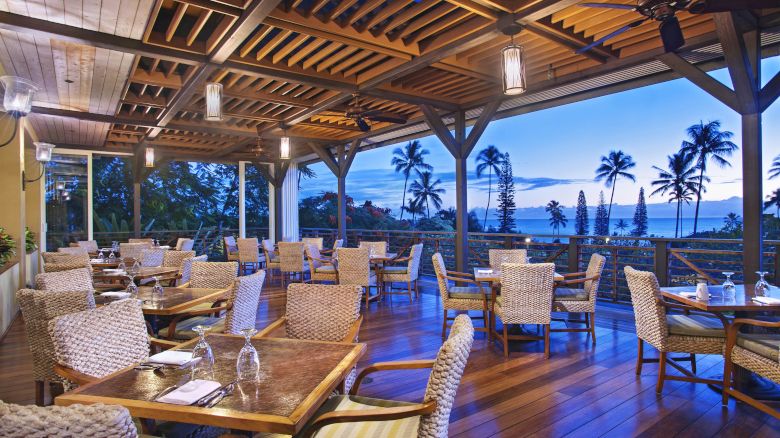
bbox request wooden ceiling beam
[444,0,501,20]
[657,52,741,113]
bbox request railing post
[654,239,669,287]
[774,243,780,284]
[568,237,579,273]
[504,236,512,249]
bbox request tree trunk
[399,176,409,220]
[426,199,430,219]
[693,168,704,234]
[483,169,492,229]
[607,180,616,234]
[675,199,680,238]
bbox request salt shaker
[696,280,709,301]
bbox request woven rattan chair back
[163,250,196,268]
[431,252,452,302]
[224,271,265,334]
[407,243,424,280]
[49,299,149,379]
[332,239,344,251]
[76,240,99,253]
[278,242,305,273]
[223,236,238,255]
[285,283,362,342]
[261,239,275,256]
[305,244,324,269]
[0,400,137,437]
[42,253,91,272]
[583,253,607,297]
[190,261,237,289]
[57,247,89,255]
[499,263,555,325]
[180,255,208,285]
[119,243,149,261]
[179,238,195,251]
[16,289,95,383]
[302,237,324,251]
[140,248,166,267]
[336,248,370,287]
[128,238,154,245]
[625,266,669,350]
[358,241,387,257]
[237,238,260,264]
[35,267,94,292]
[488,249,527,269]
[419,314,475,437]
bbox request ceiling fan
[343,93,407,132]
[577,0,778,54]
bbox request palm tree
[769,154,780,180]
[595,150,636,227]
[391,140,432,220]
[410,171,445,219]
[615,219,628,235]
[680,120,738,234]
[764,188,780,218]
[650,152,702,238]
[475,145,506,229]
[402,197,425,225]
[545,200,567,235]
[297,163,316,189]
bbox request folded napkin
[147,350,194,366]
[477,269,493,274]
[103,269,126,275]
[156,380,221,405]
[159,245,171,250]
[100,291,131,299]
[753,296,780,305]
[679,292,697,298]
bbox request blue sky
[301,56,780,216]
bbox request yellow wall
[0,115,25,335]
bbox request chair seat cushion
[304,395,420,438]
[667,314,725,338]
[449,286,486,300]
[158,316,224,340]
[554,287,589,301]
[736,333,780,362]
[315,265,336,273]
[383,266,407,274]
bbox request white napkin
[103,269,126,275]
[477,269,493,274]
[101,291,131,299]
[147,350,194,366]
[753,296,780,305]
[156,379,221,405]
[679,292,697,298]
[159,245,171,250]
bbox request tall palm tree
[595,150,636,226]
[650,152,702,238]
[765,188,780,218]
[410,171,445,219]
[297,163,316,189]
[679,120,737,234]
[391,140,432,220]
[769,154,780,180]
[615,219,628,235]
[545,200,567,235]
[475,145,506,229]
[402,197,425,225]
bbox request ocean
[482,217,725,238]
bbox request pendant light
[499,24,526,95]
[279,135,291,160]
[204,82,223,121]
[145,147,155,167]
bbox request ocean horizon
[481,217,725,238]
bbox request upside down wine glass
[236,328,260,382]
[191,325,215,380]
[126,273,138,299]
[721,272,736,299]
[755,271,770,297]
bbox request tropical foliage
[631,187,648,236]
[495,153,516,233]
[0,227,14,265]
[765,188,780,218]
[25,227,36,253]
[594,191,610,236]
[650,152,701,238]
[409,171,445,219]
[475,145,506,229]
[595,150,636,231]
[575,190,589,236]
[391,141,432,220]
[545,200,567,235]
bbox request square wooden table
[473,268,564,283]
[55,336,366,435]
[94,266,180,282]
[660,284,780,313]
[97,287,230,316]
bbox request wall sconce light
[56,181,65,190]
[205,82,223,121]
[145,147,155,167]
[23,142,55,190]
[0,75,38,147]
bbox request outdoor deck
[1,280,777,437]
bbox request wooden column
[238,161,246,238]
[255,161,289,243]
[133,182,141,238]
[742,112,762,281]
[308,139,361,243]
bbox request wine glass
[108,250,116,262]
[126,274,139,299]
[722,272,736,298]
[151,276,164,305]
[131,258,141,275]
[236,328,260,382]
[97,249,106,261]
[118,258,126,272]
[755,271,770,297]
[191,325,215,380]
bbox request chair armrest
[657,298,730,328]
[350,360,435,395]
[342,316,363,343]
[255,317,287,338]
[53,364,96,386]
[302,401,437,438]
[149,337,180,350]
[555,275,599,287]
[163,305,229,340]
[562,271,586,278]
[176,281,191,288]
[725,318,780,358]
[387,256,412,264]
[446,271,475,278]
[442,275,483,287]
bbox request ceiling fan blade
[688,0,779,13]
[579,2,637,10]
[366,114,408,124]
[659,16,685,52]
[355,117,370,132]
[576,18,647,54]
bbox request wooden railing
[301,228,780,304]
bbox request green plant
[0,227,16,265]
[25,227,36,252]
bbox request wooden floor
[2,279,779,437]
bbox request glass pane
[92,154,134,245]
[45,154,88,250]
[246,163,269,239]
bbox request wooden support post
[133,182,141,238]
[742,112,763,282]
[337,174,347,241]
[309,140,360,243]
[654,239,669,287]
[568,237,579,273]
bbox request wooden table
[90,257,135,269]
[55,336,366,435]
[473,268,564,283]
[97,287,229,316]
[660,284,780,312]
[94,266,180,283]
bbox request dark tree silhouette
[575,190,589,235]
[475,145,506,229]
[391,140,432,220]
[495,153,516,233]
[594,191,610,236]
[631,187,648,236]
[595,150,636,228]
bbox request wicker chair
[279,242,308,285]
[140,248,166,267]
[624,266,727,393]
[224,236,239,262]
[163,250,196,269]
[381,243,423,302]
[128,238,154,245]
[488,249,527,269]
[358,241,387,257]
[722,319,780,419]
[57,246,89,255]
[336,247,378,308]
[178,254,208,286]
[296,314,474,438]
[237,237,263,275]
[175,237,194,251]
[160,271,265,340]
[551,253,606,344]
[76,240,99,253]
[16,289,95,405]
[35,267,94,292]
[432,253,489,339]
[306,244,337,283]
[491,263,555,358]
[320,239,343,257]
[42,253,91,273]
[302,237,324,251]
[119,243,149,261]
[262,239,281,284]
[0,400,136,437]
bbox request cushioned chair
[491,263,555,358]
[140,248,166,267]
[432,252,489,339]
[128,238,154,245]
[263,239,281,284]
[159,271,265,340]
[163,250,196,269]
[320,239,343,257]
[336,247,377,309]
[0,400,136,437]
[381,243,423,302]
[358,241,387,257]
[42,253,91,273]
[179,261,237,289]
[16,289,96,405]
[722,318,780,419]
[35,267,94,292]
[625,266,727,393]
[224,236,239,262]
[57,246,89,256]
[119,243,149,262]
[279,242,308,285]
[295,314,474,438]
[306,244,337,283]
[488,249,527,269]
[175,237,194,251]
[302,237,324,251]
[237,237,263,275]
[76,240,99,253]
[551,253,606,344]
[178,254,208,286]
